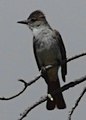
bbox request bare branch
[18,75,86,120]
[18,96,46,120]
[0,73,41,100]
[68,87,86,120]
[0,52,86,100]
[67,52,86,63]
[0,65,52,100]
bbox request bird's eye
[31,18,37,22]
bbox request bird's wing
[53,30,67,82]
[33,37,41,70]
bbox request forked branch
[18,75,86,120]
[0,52,86,100]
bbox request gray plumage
[18,10,67,110]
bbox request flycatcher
[17,10,67,110]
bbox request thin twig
[0,73,41,100]
[68,87,86,120]
[67,52,86,63]
[18,75,86,120]
[18,96,46,120]
[0,65,52,100]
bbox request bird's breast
[35,36,61,66]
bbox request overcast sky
[0,0,86,120]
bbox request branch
[0,73,41,100]
[0,52,86,100]
[68,87,86,120]
[18,75,86,120]
[0,65,52,100]
[67,52,86,63]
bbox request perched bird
[17,10,67,110]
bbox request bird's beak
[17,20,28,25]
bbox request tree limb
[0,52,86,100]
[0,73,41,100]
[67,52,86,63]
[0,66,52,100]
[18,75,86,120]
[68,87,86,120]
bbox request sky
[0,0,86,120]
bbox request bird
[17,10,67,110]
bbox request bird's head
[17,10,48,30]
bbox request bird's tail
[46,79,66,110]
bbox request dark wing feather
[54,30,67,82]
[33,37,41,70]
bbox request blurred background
[0,0,86,120]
